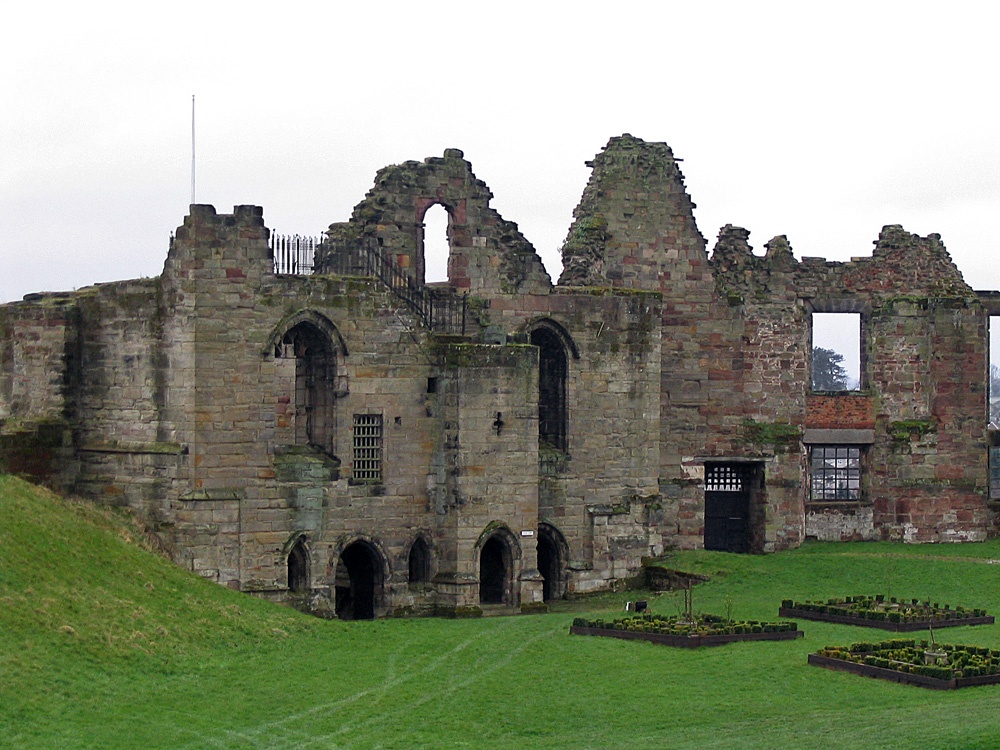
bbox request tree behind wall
[812,347,848,391]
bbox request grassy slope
[4,473,1000,749]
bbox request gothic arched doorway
[334,541,383,620]
[479,534,514,605]
[537,524,568,602]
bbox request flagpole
[191,95,196,205]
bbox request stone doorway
[479,534,513,605]
[704,462,763,553]
[537,524,568,601]
[334,541,381,620]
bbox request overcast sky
[4,2,998,368]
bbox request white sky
[3,3,998,355]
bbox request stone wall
[0,134,995,618]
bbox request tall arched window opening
[278,322,337,456]
[421,203,450,284]
[531,327,568,451]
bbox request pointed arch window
[407,537,431,584]
[276,321,338,456]
[287,536,310,593]
[531,327,569,451]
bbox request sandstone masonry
[1,135,996,617]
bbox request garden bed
[809,639,1000,690]
[570,614,802,648]
[779,596,992,631]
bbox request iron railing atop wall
[270,233,467,335]
[271,234,316,275]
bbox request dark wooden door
[704,464,751,553]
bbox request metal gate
[704,463,753,553]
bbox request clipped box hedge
[779,595,992,631]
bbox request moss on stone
[742,419,801,446]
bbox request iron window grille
[352,414,383,482]
[810,445,862,501]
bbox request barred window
[353,414,383,482]
[810,445,861,501]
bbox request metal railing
[271,234,316,275]
[270,233,467,335]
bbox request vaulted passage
[334,541,380,620]
[479,535,511,604]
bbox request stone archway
[537,524,568,602]
[287,536,310,594]
[334,541,383,620]
[479,532,517,605]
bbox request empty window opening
[812,312,861,391]
[279,322,337,455]
[422,203,449,284]
[531,327,568,451]
[287,537,309,593]
[537,525,567,602]
[479,535,511,605]
[990,317,1000,427]
[426,376,438,394]
[334,541,380,620]
[408,537,431,584]
[353,414,383,482]
[810,445,862,501]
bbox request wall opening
[531,327,568,451]
[812,312,861,391]
[704,462,765,553]
[278,322,337,455]
[537,524,567,601]
[287,536,309,593]
[352,413,383,483]
[334,541,381,620]
[407,537,431,584]
[809,445,863,502]
[421,203,449,285]
[990,317,1000,427]
[479,534,512,605]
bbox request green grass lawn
[5,473,1000,749]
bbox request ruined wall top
[317,149,551,296]
[710,223,975,304]
[559,134,706,288]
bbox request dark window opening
[810,445,862,501]
[426,376,438,394]
[990,317,999,427]
[334,541,380,620]
[479,535,510,605]
[408,537,431,584]
[812,312,862,391]
[421,203,449,284]
[279,322,337,456]
[531,327,568,451]
[287,537,309,593]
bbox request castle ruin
[1,135,997,618]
